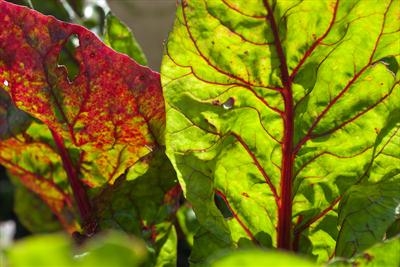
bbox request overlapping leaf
[103,13,148,66]
[161,0,399,264]
[329,235,400,267]
[0,1,176,255]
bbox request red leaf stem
[50,128,97,235]
[264,0,295,250]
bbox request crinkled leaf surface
[329,235,400,267]
[336,181,399,257]
[93,149,179,266]
[0,0,174,246]
[162,0,399,264]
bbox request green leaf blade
[162,0,400,264]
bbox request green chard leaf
[93,149,180,266]
[161,0,399,264]
[329,235,400,267]
[0,1,177,261]
[103,12,148,66]
[12,177,63,233]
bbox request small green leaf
[154,225,177,267]
[6,231,148,267]
[329,236,400,267]
[93,149,178,264]
[12,179,62,233]
[76,231,148,267]
[336,181,400,257]
[208,249,316,267]
[6,233,73,267]
[104,13,148,66]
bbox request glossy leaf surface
[161,0,399,264]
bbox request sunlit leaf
[329,235,400,267]
[161,0,400,264]
[0,0,168,238]
[336,181,400,257]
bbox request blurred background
[107,0,176,70]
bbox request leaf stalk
[50,128,98,236]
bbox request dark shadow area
[0,165,30,239]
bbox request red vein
[50,128,97,235]
[181,1,267,88]
[290,0,339,79]
[293,196,341,250]
[293,145,374,181]
[264,0,294,250]
[0,157,71,204]
[232,133,279,203]
[294,0,395,156]
[221,0,266,19]
[206,2,272,46]
[215,190,259,245]
[311,87,396,139]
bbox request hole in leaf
[380,56,399,75]
[222,97,234,110]
[214,193,233,219]
[58,34,80,82]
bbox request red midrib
[50,128,97,235]
[264,0,294,250]
[278,90,294,250]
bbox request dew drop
[3,80,9,87]
[222,97,234,110]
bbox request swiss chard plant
[0,0,399,266]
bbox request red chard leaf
[0,0,169,237]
